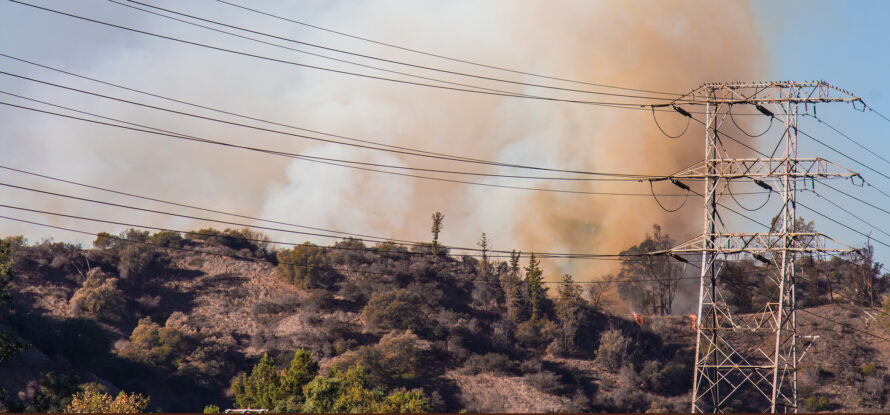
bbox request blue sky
[750,0,890,265]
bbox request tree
[231,353,283,409]
[0,237,11,302]
[68,268,125,323]
[0,330,26,365]
[477,233,489,278]
[507,250,526,321]
[586,274,616,312]
[329,331,421,389]
[301,363,431,413]
[27,371,82,413]
[65,387,149,413]
[276,243,328,289]
[119,317,190,370]
[616,225,684,315]
[362,289,425,332]
[0,238,25,365]
[844,244,882,307]
[231,349,318,410]
[280,349,319,403]
[525,253,546,320]
[430,212,444,256]
[555,274,584,353]
[595,329,630,371]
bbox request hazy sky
[1,0,889,291]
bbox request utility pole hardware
[662,82,862,413]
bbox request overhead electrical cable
[216,0,682,96]
[0,99,707,197]
[865,104,890,124]
[807,113,890,168]
[729,103,773,138]
[0,180,702,262]
[117,0,682,102]
[820,181,890,218]
[106,0,552,98]
[797,201,890,249]
[0,98,679,186]
[802,189,890,241]
[6,0,684,109]
[0,70,678,181]
[716,273,890,343]
[0,201,661,260]
[0,213,707,284]
[797,126,890,183]
[0,52,521,164]
[0,51,722,195]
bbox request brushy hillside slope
[0,229,888,412]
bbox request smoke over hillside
[0,0,764,284]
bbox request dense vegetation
[0,217,888,412]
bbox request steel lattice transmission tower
[659,82,862,413]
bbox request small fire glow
[633,312,644,326]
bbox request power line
[802,189,890,241]
[0,70,680,181]
[820,181,890,218]
[797,126,890,183]
[807,113,890,168]
[714,269,890,346]
[0,201,651,260]
[106,0,553,99]
[689,113,770,158]
[0,163,408,244]
[797,308,890,343]
[0,99,666,185]
[0,52,519,163]
[866,104,890,124]
[115,0,683,102]
[0,51,733,192]
[215,0,682,97]
[6,0,681,109]
[796,201,890,249]
[1,98,750,203]
[0,212,708,286]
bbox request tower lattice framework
[660,82,861,413]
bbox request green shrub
[514,318,557,349]
[862,362,878,377]
[301,363,431,413]
[329,331,421,388]
[68,269,125,323]
[461,353,515,375]
[0,237,12,303]
[148,231,184,248]
[202,404,220,413]
[119,317,191,370]
[66,387,149,414]
[27,371,81,412]
[804,395,833,412]
[231,349,319,410]
[276,243,328,289]
[595,328,629,371]
[304,289,336,312]
[0,330,26,364]
[523,371,566,395]
[362,289,424,332]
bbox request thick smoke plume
[0,1,764,300]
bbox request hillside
[0,231,888,412]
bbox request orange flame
[633,312,644,326]
[688,314,698,331]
